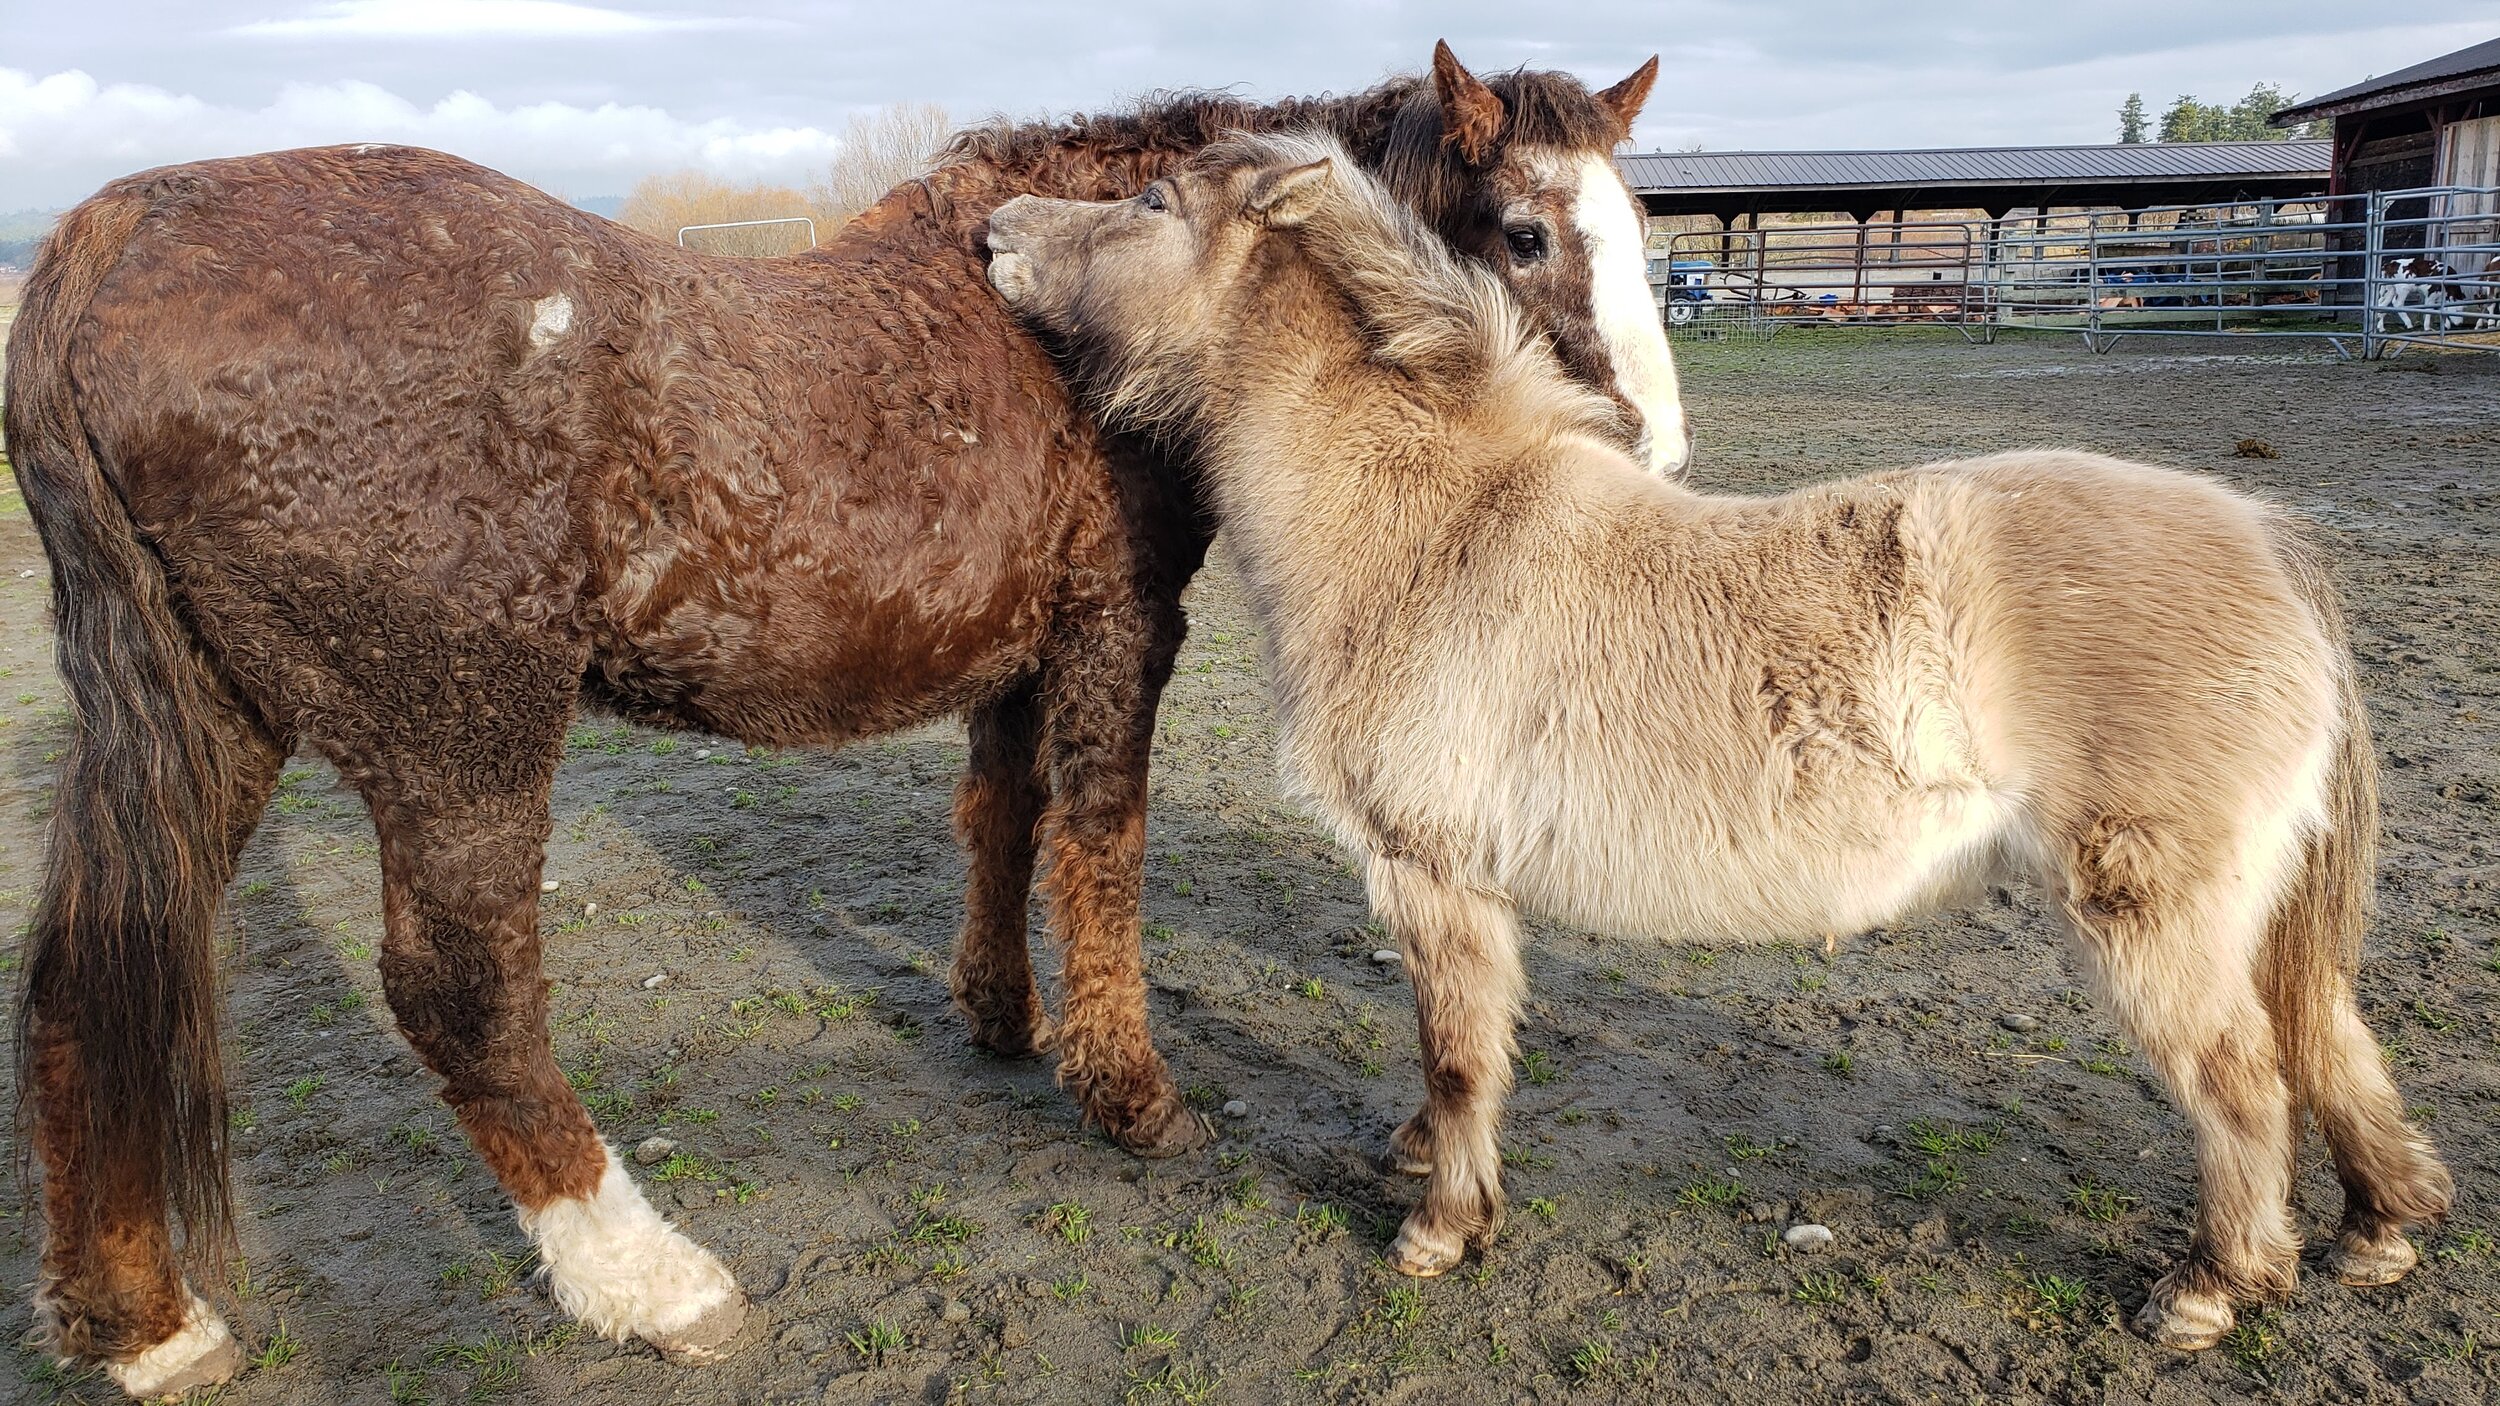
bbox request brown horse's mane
[935,67,1630,209]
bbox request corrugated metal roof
[2274,37,2500,123]
[1616,141,2329,195]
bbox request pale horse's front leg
[1368,852,1526,1276]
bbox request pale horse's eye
[1140,186,1168,212]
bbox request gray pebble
[539,878,561,894]
[1370,949,1403,966]
[1782,1222,1836,1252]
[673,1184,708,1210]
[643,972,669,989]
[2000,1013,2040,1033]
[694,748,712,759]
[1222,1099,1249,1119]
[633,1136,679,1166]
[940,1299,971,1324]
[1740,1201,1781,1225]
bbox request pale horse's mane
[1216,130,1624,446]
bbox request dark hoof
[1106,1095,1210,1159]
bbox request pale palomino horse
[984,132,2453,1351]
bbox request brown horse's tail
[7,185,240,1262]
[2256,532,2451,1229]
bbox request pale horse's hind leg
[347,695,749,1362]
[2050,814,2301,1350]
[1370,854,1526,1277]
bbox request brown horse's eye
[1140,185,1168,212]
[1505,225,1547,263]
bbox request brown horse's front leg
[949,678,1055,1059]
[1036,606,1205,1158]
[1370,854,1525,1278]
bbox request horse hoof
[969,1015,1056,1061]
[104,1294,242,1401]
[2329,1232,2418,1287]
[1108,1096,1210,1159]
[2131,1289,2232,1352]
[644,1290,754,1365]
[1386,1221,1465,1278]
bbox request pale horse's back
[1363,446,2339,947]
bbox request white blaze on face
[1570,153,1689,476]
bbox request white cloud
[0,66,843,197]
[231,0,757,41]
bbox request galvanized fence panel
[1654,185,2500,358]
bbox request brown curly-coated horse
[4,43,1679,1395]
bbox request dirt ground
[2,330,2494,1405]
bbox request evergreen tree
[2118,92,2149,144]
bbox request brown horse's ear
[1431,39,1505,166]
[1597,56,1660,130]
[1246,158,1333,228]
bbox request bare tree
[811,103,954,225]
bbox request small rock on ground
[643,972,669,989]
[634,1136,679,1166]
[1222,1099,1250,1119]
[2000,1013,2040,1033]
[1370,949,1402,966]
[1782,1222,1836,1252]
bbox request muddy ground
[2,330,2494,1405]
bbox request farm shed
[1615,142,2331,225]
[2271,36,2500,199]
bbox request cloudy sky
[4,2,2496,209]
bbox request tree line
[2118,84,2325,143]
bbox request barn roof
[1617,141,2329,195]
[2273,36,2500,124]
[1615,141,2331,218]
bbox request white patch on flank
[102,1290,235,1398]
[527,292,575,349]
[1570,153,1689,477]
[518,1144,739,1340]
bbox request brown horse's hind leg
[1035,600,1204,1157]
[351,712,747,1363]
[950,678,1054,1058]
[2054,817,2301,1351]
[1371,854,1525,1278]
[33,707,285,1398]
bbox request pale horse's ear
[1245,158,1334,228]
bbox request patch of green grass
[1567,1337,1614,1381]
[2225,1309,2282,1380]
[2066,1178,2134,1222]
[1677,1175,1744,1209]
[1794,1271,1848,1305]
[250,1321,300,1370]
[2026,1273,2088,1321]
[1036,1200,1093,1245]
[1518,1049,1560,1086]
[847,1319,905,1364]
[1377,1283,1423,1333]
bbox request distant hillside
[0,208,61,269]
[574,195,626,219]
